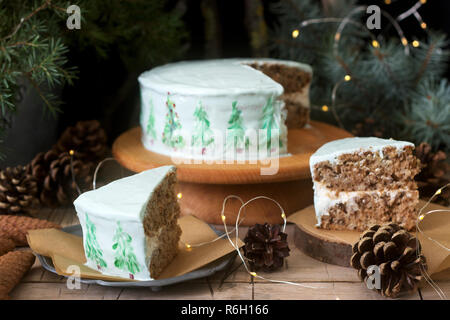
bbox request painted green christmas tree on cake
[146,97,157,141]
[227,101,248,153]
[260,96,282,153]
[84,214,107,270]
[192,101,214,154]
[162,94,184,149]
[112,221,141,279]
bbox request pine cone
[415,142,449,206]
[29,149,92,206]
[0,250,35,299]
[350,223,426,298]
[243,223,290,272]
[0,215,61,246]
[0,166,39,216]
[55,120,107,162]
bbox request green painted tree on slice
[192,101,214,154]
[162,94,184,149]
[112,221,141,279]
[84,214,107,270]
[227,101,248,153]
[146,97,157,141]
[260,96,282,152]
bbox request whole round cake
[138,58,312,160]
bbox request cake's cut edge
[309,137,421,232]
[315,189,419,231]
[143,166,181,279]
[246,61,312,129]
[311,144,421,192]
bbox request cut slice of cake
[245,60,312,129]
[74,165,181,280]
[310,137,421,231]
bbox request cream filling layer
[313,183,416,226]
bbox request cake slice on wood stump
[309,137,421,231]
[74,165,181,280]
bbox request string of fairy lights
[65,2,448,295]
[290,1,429,129]
[66,150,449,298]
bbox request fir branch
[270,0,450,150]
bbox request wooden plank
[10,283,122,300]
[253,282,421,300]
[419,281,450,300]
[11,280,254,300]
[211,282,253,300]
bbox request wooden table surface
[11,206,449,300]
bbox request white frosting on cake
[74,166,175,281]
[309,137,415,226]
[310,137,413,169]
[139,59,284,95]
[138,58,311,160]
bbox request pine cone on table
[350,223,426,298]
[0,166,39,216]
[415,143,449,206]
[0,250,36,300]
[243,223,290,272]
[55,120,107,162]
[28,149,92,206]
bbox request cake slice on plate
[74,165,181,280]
[310,137,421,231]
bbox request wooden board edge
[293,223,353,268]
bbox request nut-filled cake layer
[312,146,421,192]
[317,190,418,231]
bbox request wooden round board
[288,205,358,267]
[112,121,352,184]
[288,200,443,267]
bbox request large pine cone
[28,150,92,206]
[0,166,39,216]
[350,223,426,298]
[415,143,449,206]
[243,223,290,272]
[55,120,107,162]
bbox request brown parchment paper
[288,200,450,278]
[27,215,243,281]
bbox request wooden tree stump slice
[288,200,448,268]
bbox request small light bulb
[335,33,341,41]
[436,188,442,195]
[419,215,425,221]
[185,243,191,249]
[69,150,74,156]
[250,272,257,277]
[421,22,427,29]
[372,40,380,48]
[384,0,391,4]
[292,29,299,39]
[221,214,226,222]
[412,40,420,48]
[420,0,427,4]
[401,37,408,46]
[281,212,286,219]
[322,105,329,112]
[344,75,351,81]
[177,193,182,199]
